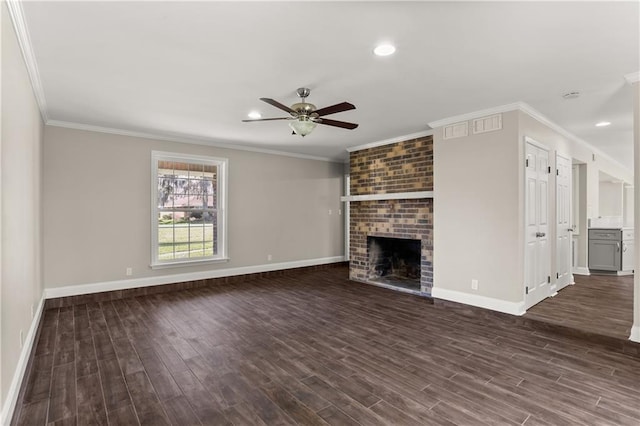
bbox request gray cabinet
[588,228,634,272]
[588,229,621,271]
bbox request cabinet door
[622,240,634,271]
[589,240,621,271]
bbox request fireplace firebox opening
[367,236,421,291]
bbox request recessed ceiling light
[595,121,611,127]
[562,91,581,100]
[373,43,396,57]
[247,111,261,119]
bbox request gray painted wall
[433,108,632,309]
[43,126,345,288]
[1,1,45,411]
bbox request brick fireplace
[347,136,434,294]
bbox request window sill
[150,257,230,270]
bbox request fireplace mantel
[340,191,433,203]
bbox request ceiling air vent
[472,113,502,134]
[443,121,468,140]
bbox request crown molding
[46,120,340,163]
[6,0,49,122]
[624,71,640,84]
[346,129,434,153]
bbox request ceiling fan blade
[260,98,296,115]
[317,118,359,130]
[313,102,355,117]
[242,117,291,122]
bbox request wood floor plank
[258,382,329,426]
[75,337,98,378]
[217,371,295,425]
[171,369,231,425]
[124,371,169,424]
[97,358,132,413]
[315,405,359,426]
[76,373,108,425]
[301,375,387,426]
[161,395,200,426]
[22,367,52,404]
[222,403,268,426]
[47,362,75,424]
[105,404,139,425]
[16,400,48,426]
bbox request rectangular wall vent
[472,113,502,134]
[443,121,469,140]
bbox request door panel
[589,240,620,271]
[525,141,551,309]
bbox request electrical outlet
[328,209,332,215]
[267,254,272,261]
[471,279,479,290]
[19,330,24,348]
[126,267,133,276]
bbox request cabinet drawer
[588,229,621,240]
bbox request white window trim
[151,151,229,268]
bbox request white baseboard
[572,267,590,276]
[431,287,526,316]
[45,256,345,299]
[630,324,640,343]
[0,296,45,425]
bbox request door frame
[523,136,552,310]
[344,174,350,261]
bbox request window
[151,151,228,267]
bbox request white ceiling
[18,1,640,167]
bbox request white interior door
[525,141,551,309]
[556,154,572,290]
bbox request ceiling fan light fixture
[289,118,317,137]
[373,43,396,56]
[595,121,611,127]
[247,111,262,119]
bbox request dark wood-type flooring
[13,266,640,425]
[526,273,634,340]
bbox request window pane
[158,212,175,260]
[188,179,205,208]
[157,178,176,208]
[204,221,215,256]
[205,179,216,208]
[187,219,203,258]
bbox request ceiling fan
[242,88,358,137]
